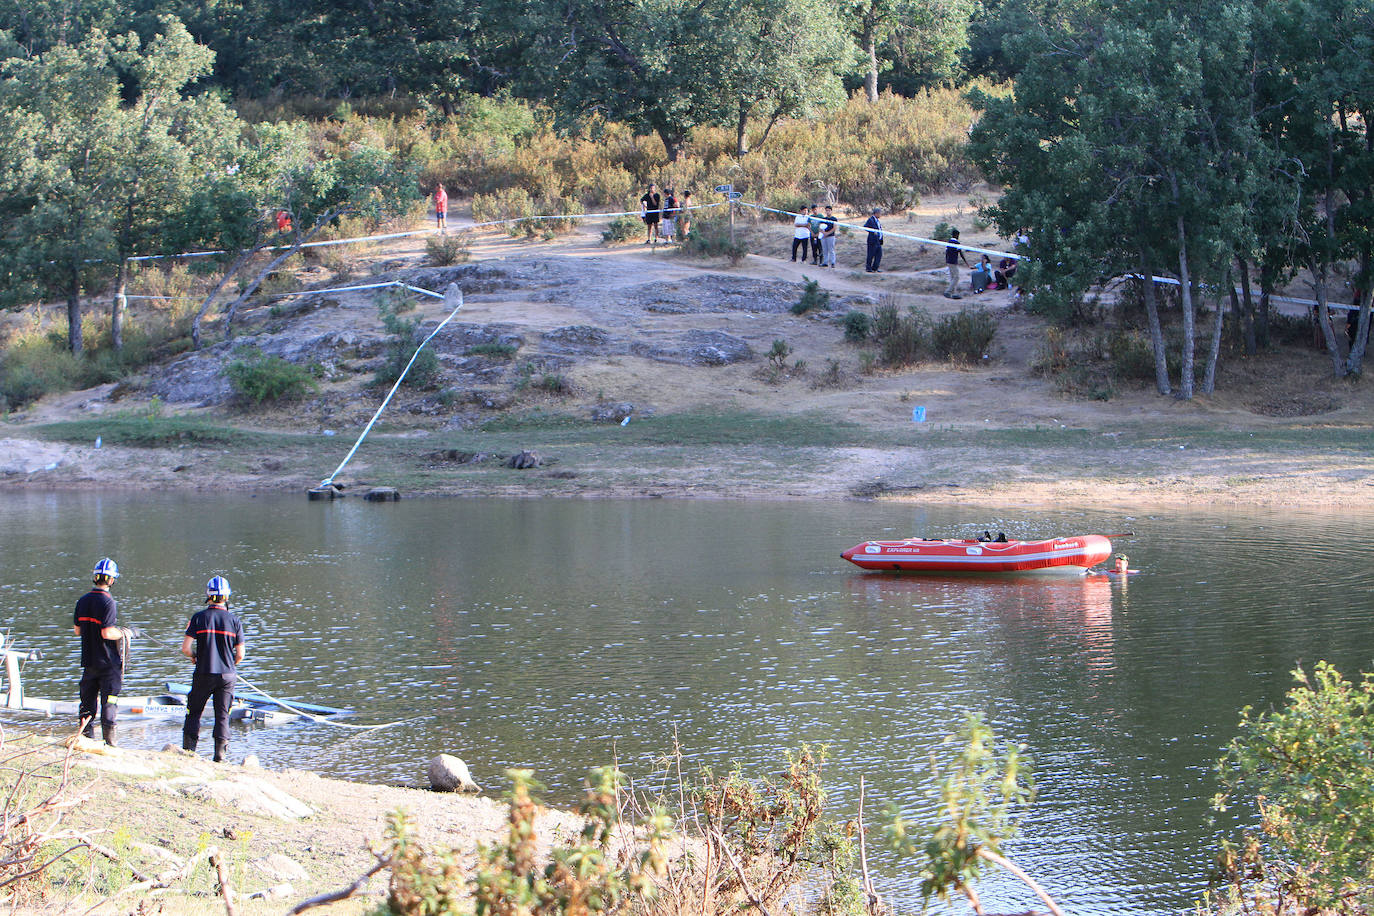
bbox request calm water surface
[1,493,1371,916]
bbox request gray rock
[507,450,543,470]
[250,853,309,883]
[363,487,401,501]
[541,326,626,356]
[631,330,754,366]
[427,754,480,793]
[590,402,638,423]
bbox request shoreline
[4,424,1373,512]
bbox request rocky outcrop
[631,330,753,366]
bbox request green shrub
[791,277,831,315]
[225,347,317,405]
[880,308,932,367]
[375,302,442,389]
[933,220,955,242]
[871,300,902,340]
[842,310,871,342]
[767,339,793,369]
[537,373,570,394]
[681,218,747,264]
[602,214,643,244]
[931,308,996,362]
[1214,662,1374,913]
[1107,328,1157,380]
[467,341,518,359]
[425,233,470,266]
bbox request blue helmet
[206,576,232,598]
[92,558,120,580]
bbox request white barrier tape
[319,281,462,488]
[125,203,726,264]
[735,201,1026,261]
[1123,275,1360,312]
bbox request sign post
[717,184,736,245]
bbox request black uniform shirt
[185,604,244,676]
[74,589,120,670]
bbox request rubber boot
[183,735,197,753]
[213,740,228,763]
[101,724,116,747]
[81,722,96,740]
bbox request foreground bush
[1211,662,1374,914]
[931,308,996,362]
[681,218,747,263]
[225,347,318,405]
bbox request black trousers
[78,666,122,733]
[791,237,809,260]
[866,240,883,271]
[183,672,237,746]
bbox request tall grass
[333,88,979,216]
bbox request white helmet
[206,576,232,598]
[92,558,120,580]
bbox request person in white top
[792,207,812,262]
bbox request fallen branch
[708,828,774,916]
[856,776,881,916]
[976,846,1067,916]
[210,850,238,916]
[288,857,390,915]
[0,842,88,889]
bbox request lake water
[1,492,1370,916]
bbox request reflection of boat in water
[2,633,350,726]
[842,535,1113,574]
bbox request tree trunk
[221,216,339,335]
[1139,251,1171,395]
[735,107,750,157]
[862,16,878,103]
[191,248,257,349]
[1238,259,1256,356]
[67,290,84,355]
[1174,216,1196,399]
[66,257,84,354]
[1307,262,1346,376]
[657,128,684,163]
[1257,275,1271,349]
[111,260,129,352]
[1201,290,1225,394]
[1344,252,1371,375]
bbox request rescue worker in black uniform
[73,557,123,745]
[181,576,245,763]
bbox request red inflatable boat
[841,535,1113,574]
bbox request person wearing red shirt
[434,184,448,230]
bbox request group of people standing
[791,205,842,268]
[639,183,693,245]
[74,559,245,763]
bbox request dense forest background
[0,0,1371,394]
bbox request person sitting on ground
[971,254,993,293]
[995,257,1017,290]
